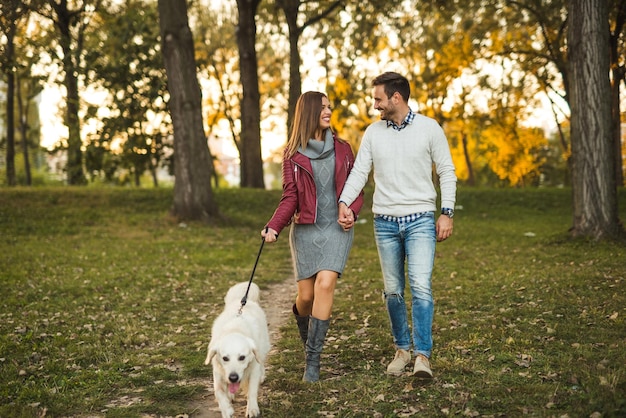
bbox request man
[338,71,457,378]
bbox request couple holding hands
[261,71,457,383]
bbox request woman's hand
[261,227,279,243]
[337,202,355,231]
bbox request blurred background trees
[1,0,624,236]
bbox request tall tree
[35,0,100,185]
[500,0,626,187]
[15,72,44,186]
[314,0,394,146]
[1,1,46,187]
[193,4,240,187]
[499,0,570,152]
[0,0,28,186]
[158,0,219,220]
[193,2,285,187]
[568,0,622,239]
[386,0,499,185]
[275,0,341,127]
[235,0,264,188]
[87,0,169,186]
[608,0,626,187]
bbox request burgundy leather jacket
[266,137,364,236]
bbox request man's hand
[337,202,355,231]
[436,215,453,242]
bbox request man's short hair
[373,72,410,102]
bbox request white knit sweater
[340,113,457,217]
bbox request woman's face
[319,96,332,130]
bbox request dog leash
[239,228,267,314]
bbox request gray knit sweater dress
[289,133,354,281]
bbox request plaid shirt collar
[386,109,415,131]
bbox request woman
[262,91,364,382]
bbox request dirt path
[186,276,295,417]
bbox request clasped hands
[262,203,355,242]
[337,202,355,231]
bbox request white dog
[205,282,270,418]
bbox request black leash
[239,229,267,313]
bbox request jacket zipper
[292,160,316,224]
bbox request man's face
[372,85,396,121]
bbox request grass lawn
[1,186,625,417]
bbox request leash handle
[240,228,267,310]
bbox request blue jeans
[374,213,436,358]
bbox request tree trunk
[5,67,16,186]
[461,132,475,186]
[149,153,159,188]
[3,18,17,187]
[158,0,219,221]
[277,0,341,131]
[610,64,624,187]
[16,74,32,186]
[51,0,87,185]
[236,0,265,188]
[609,1,626,187]
[278,0,302,130]
[62,43,86,185]
[134,166,140,187]
[567,0,622,239]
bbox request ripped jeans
[374,213,436,358]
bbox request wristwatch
[441,208,455,218]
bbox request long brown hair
[285,91,328,158]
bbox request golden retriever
[205,282,270,418]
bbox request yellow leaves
[439,40,470,77]
[332,76,352,99]
[481,124,547,186]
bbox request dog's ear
[205,342,216,365]
[246,337,262,363]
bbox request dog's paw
[220,406,234,418]
[246,404,261,417]
[216,398,234,418]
